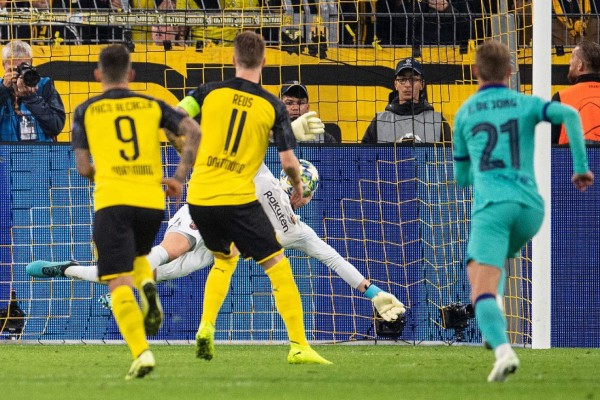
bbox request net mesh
[0,1,543,345]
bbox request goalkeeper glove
[291,111,325,141]
[371,291,406,322]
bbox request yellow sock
[201,255,239,325]
[111,285,148,359]
[265,257,308,346]
[133,256,153,290]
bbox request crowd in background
[0,0,598,47]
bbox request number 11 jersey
[182,77,297,206]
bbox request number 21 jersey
[453,85,550,214]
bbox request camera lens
[22,69,40,87]
[16,63,41,87]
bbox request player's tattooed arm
[169,117,201,183]
[165,128,184,154]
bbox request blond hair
[475,40,511,82]
[233,31,265,70]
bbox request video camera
[0,290,26,339]
[15,62,40,88]
[440,302,474,342]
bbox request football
[280,159,319,197]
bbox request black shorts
[188,201,282,262]
[93,206,164,279]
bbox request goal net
[0,0,541,346]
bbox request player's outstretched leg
[125,349,156,380]
[139,280,163,336]
[487,344,519,382]
[287,343,332,365]
[26,260,79,278]
[195,321,215,360]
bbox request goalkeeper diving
[26,108,406,325]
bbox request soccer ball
[280,159,319,197]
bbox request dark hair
[475,40,511,82]
[98,44,131,83]
[576,40,600,73]
[233,31,265,69]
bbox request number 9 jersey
[181,77,297,206]
[71,89,185,211]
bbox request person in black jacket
[362,58,451,143]
[376,0,476,45]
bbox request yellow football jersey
[175,0,259,46]
[71,89,185,211]
[182,77,296,206]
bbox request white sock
[146,245,170,268]
[494,343,515,360]
[64,265,104,284]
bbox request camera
[375,314,406,338]
[0,290,25,339]
[15,62,41,88]
[440,302,474,342]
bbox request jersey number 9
[115,116,139,161]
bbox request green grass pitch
[1,344,599,400]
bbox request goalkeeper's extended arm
[365,285,406,322]
[291,111,325,141]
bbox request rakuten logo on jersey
[263,190,288,232]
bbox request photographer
[0,40,65,142]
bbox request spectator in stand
[0,40,65,142]
[50,0,124,44]
[375,0,475,46]
[362,58,451,144]
[552,0,600,46]
[151,0,258,46]
[552,40,600,144]
[420,0,474,45]
[280,81,337,143]
[0,0,50,42]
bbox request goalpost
[531,0,552,350]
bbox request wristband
[364,284,382,299]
